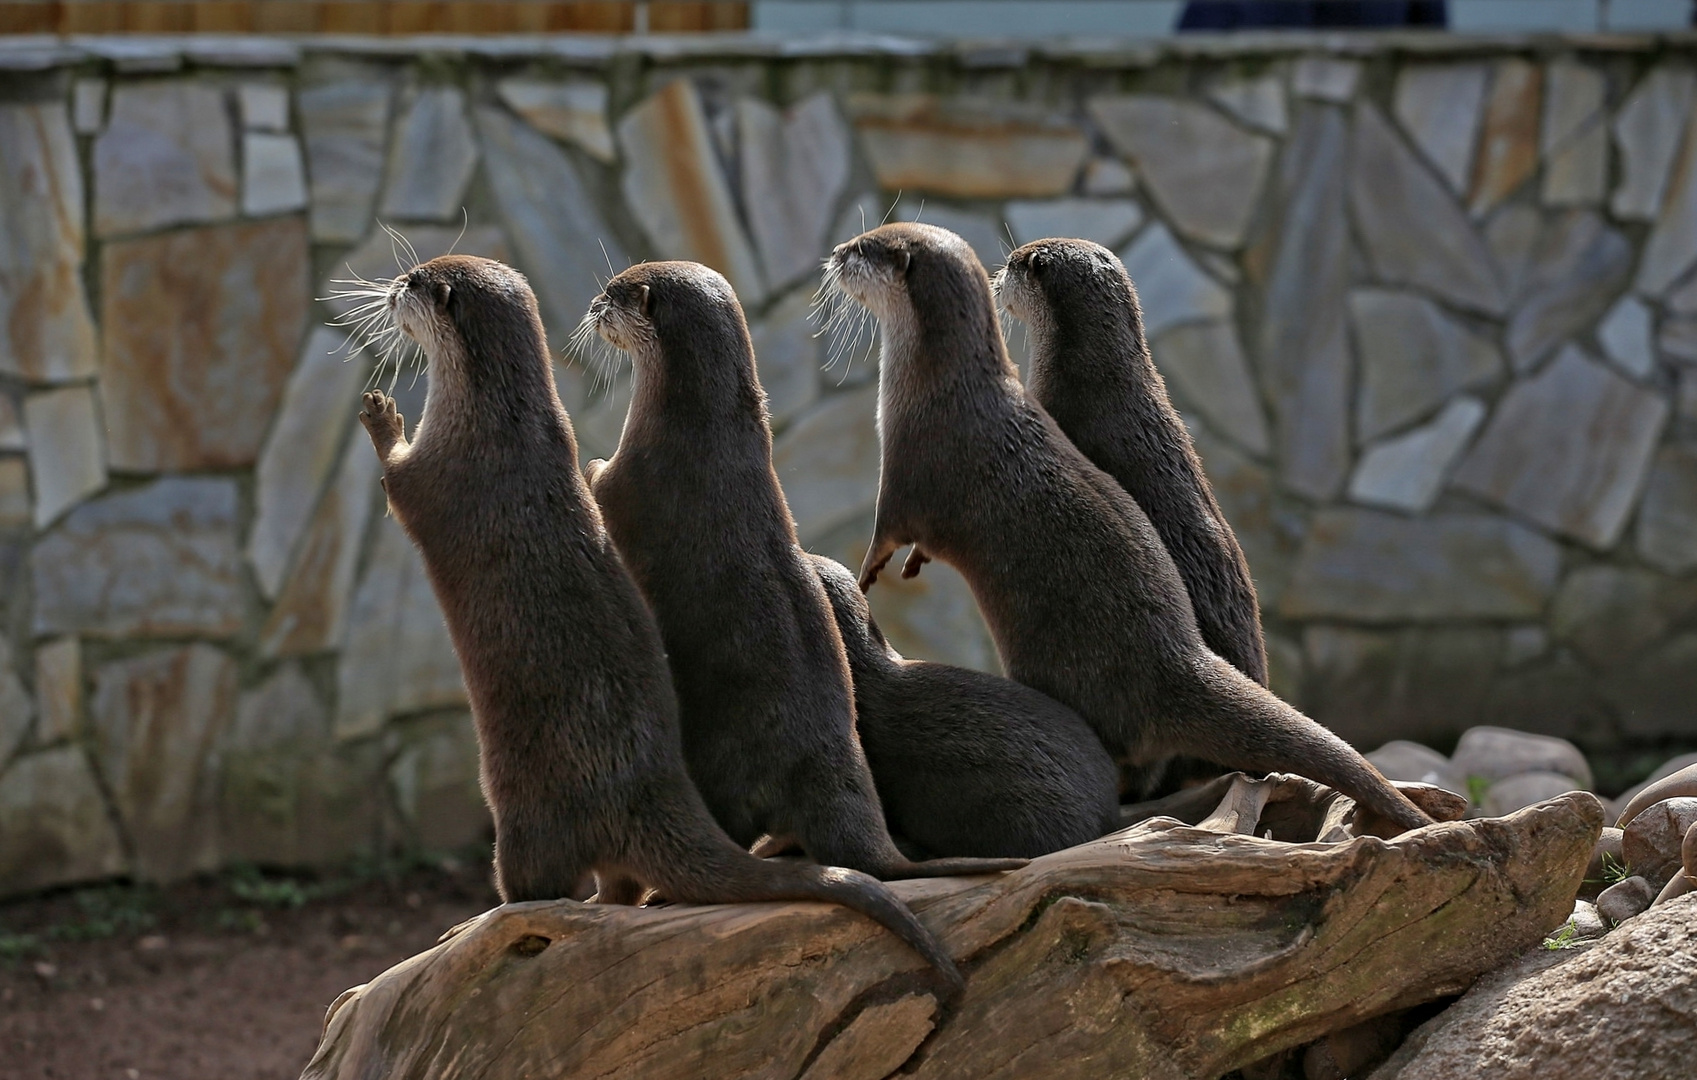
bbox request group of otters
[356,223,1436,990]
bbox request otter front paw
[359,390,405,459]
[859,541,896,593]
[901,546,930,579]
[583,458,609,485]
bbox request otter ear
[432,281,452,310]
[637,284,652,316]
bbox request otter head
[994,238,1145,374]
[385,254,549,387]
[579,261,761,415]
[823,223,1008,381]
[807,553,899,671]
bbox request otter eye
[637,284,651,316]
[432,282,451,309]
[897,250,912,275]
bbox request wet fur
[357,254,971,988]
[999,239,1267,686]
[582,261,1026,887]
[810,554,1119,858]
[828,224,1431,831]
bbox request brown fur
[826,225,1430,831]
[356,254,970,987]
[999,238,1267,686]
[581,260,1027,884]
[809,554,1119,858]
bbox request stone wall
[2,30,1696,897]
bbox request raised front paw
[359,389,404,456]
[901,546,930,580]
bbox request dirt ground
[0,856,500,1080]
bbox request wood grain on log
[302,782,1601,1080]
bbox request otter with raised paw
[579,260,1028,883]
[823,224,1430,831]
[809,553,1119,859]
[998,237,1267,686]
[352,253,973,987]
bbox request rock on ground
[1370,894,1697,1080]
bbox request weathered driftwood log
[302,780,1600,1080]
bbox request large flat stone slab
[101,217,309,471]
[1149,320,1270,457]
[1119,222,1233,342]
[1469,59,1542,215]
[240,131,307,217]
[738,92,851,291]
[32,477,244,639]
[850,93,1088,199]
[22,385,106,529]
[0,102,99,384]
[772,384,880,548]
[1636,443,1697,575]
[1393,63,1489,194]
[335,517,465,741]
[0,457,28,529]
[1549,564,1697,671]
[1280,510,1561,622]
[1205,73,1287,135]
[619,79,766,304]
[298,78,392,243]
[1089,95,1273,249]
[1254,104,1352,500]
[1540,60,1607,206]
[379,86,478,222]
[1505,209,1633,373]
[90,644,235,882]
[248,328,372,598]
[1351,101,1507,316]
[388,711,489,851]
[0,637,31,764]
[495,78,615,162]
[220,664,384,868]
[33,635,79,744]
[1639,105,1697,296]
[1350,289,1503,442]
[1453,346,1669,549]
[1611,65,1695,221]
[476,106,628,342]
[1348,396,1487,514]
[0,747,126,898]
[94,80,236,238]
[1306,625,1502,748]
[748,287,823,427]
[1005,198,1144,249]
[260,426,381,658]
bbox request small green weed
[0,932,42,964]
[1542,922,1581,950]
[1466,775,1491,806]
[48,886,158,942]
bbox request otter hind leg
[491,819,594,904]
[1173,655,1433,833]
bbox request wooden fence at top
[0,1,750,34]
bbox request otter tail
[630,803,968,991]
[1175,655,1433,833]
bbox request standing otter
[354,253,970,986]
[998,238,1267,686]
[580,260,1026,883]
[824,224,1430,831]
[808,553,1119,858]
